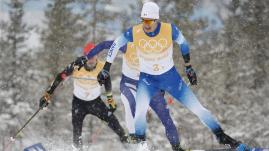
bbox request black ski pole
[12,107,42,140]
[3,107,42,151]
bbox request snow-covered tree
[0,0,33,150]
[36,0,90,138]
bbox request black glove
[97,69,110,85]
[97,62,112,85]
[107,95,117,113]
[74,56,87,70]
[185,65,197,85]
[39,92,51,109]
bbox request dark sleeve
[46,62,75,94]
[103,74,112,94]
[182,53,190,64]
[86,41,114,59]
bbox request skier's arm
[86,40,127,59]
[103,73,112,96]
[172,24,190,65]
[97,28,132,85]
[46,61,75,94]
[104,27,133,69]
[39,62,75,108]
[86,41,113,59]
[106,36,129,63]
[172,24,197,85]
[102,68,117,112]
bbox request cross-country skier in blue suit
[91,2,251,151]
[85,40,181,151]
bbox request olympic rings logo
[138,38,168,53]
[125,43,139,67]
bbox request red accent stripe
[60,73,67,80]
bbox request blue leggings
[134,67,222,139]
[120,74,179,145]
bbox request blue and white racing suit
[100,22,223,140]
[87,41,180,145]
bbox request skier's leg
[165,72,222,133]
[120,77,136,134]
[134,74,158,141]
[72,96,87,150]
[162,68,241,148]
[89,97,128,142]
[149,90,180,149]
[121,93,136,132]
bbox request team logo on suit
[138,38,168,53]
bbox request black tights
[72,95,125,148]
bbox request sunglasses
[141,19,156,26]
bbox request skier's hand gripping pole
[185,65,197,85]
[39,92,51,109]
[74,56,88,70]
[97,62,111,85]
[107,94,117,113]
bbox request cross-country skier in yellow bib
[38,42,128,151]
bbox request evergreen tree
[0,0,33,149]
[38,0,90,139]
[78,0,116,43]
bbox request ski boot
[216,130,251,151]
[216,130,240,148]
[120,134,130,143]
[236,143,252,151]
[73,136,83,151]
[172,143,186,151]
[128,134,138,143]
[130,135,150,151]
[121,134,138,150]
[72,144,83,151]
[137,141,150,151]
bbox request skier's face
[87,55,97,65]
[142,18,157,32]
[84,55,97,71]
